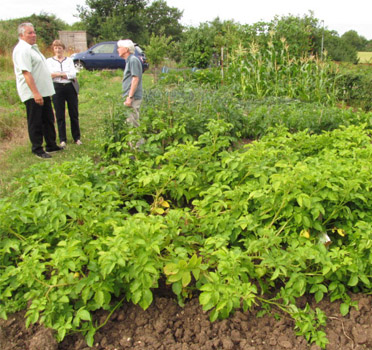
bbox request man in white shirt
[12,22,62,158]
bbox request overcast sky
[1,0,371,40]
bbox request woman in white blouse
[46,40,81,148]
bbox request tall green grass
[0,21,18,55]
[0,57,24,142]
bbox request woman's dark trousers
[52,83,80,143]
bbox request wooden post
[221,46,224,85]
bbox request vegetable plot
[2,123,372,348]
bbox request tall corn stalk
[227,35,339,105]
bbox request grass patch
[358,52,372,64]
[0,69,153,197]
[0,69,25,141]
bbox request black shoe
[34,152,52,159]
[45,146,63,153]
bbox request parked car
[71,41,149,72]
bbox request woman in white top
[46,40,81,147]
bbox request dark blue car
[71,41,149,72]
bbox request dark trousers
[52,83,80,143]
[24,97,57,154]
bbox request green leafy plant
[3,65,372,350]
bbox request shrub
[336,66,372,111]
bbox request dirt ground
[1,292,372,350]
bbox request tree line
[1,0,371,67]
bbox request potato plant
[2,59,372,348]
[2,121,372,348]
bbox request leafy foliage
[144,0,183,40]
[104,83,372,149]
[226,36,340,104]
[323,30,358,63]
[3,120,372,348]
[267,11,322,57]
[2,48,372,349]
[341,30,369,51]
[144,32,173,80]
[336,64,372,111]
[0,14,68,52]
[77,0,148,43]
[181,23,217,68]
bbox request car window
[92,43,115,54]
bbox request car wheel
[74,60,86,72]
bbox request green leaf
[199,292,211,306]
[209,308,219,322]
[78,309,91,321]
[271,268,280,281]
[216,300,227,312]
[132,290,142,304]
[168,272,183,283]
[191,268,201,281]
[95,291,105,307]
[163,263,178,275]
[315,290,324,303]
[172,281,182,295]
[188,254,199,268]
[57,327,66,341]
[181,271,191,287]
[82,287,92,303]
[59,295,69,303]
[144,264,158,275]
[0,310,7,320]
[348,275,359,287]
[359,275,370,286]
[139,289,153,310]
[340,303,349,316]
[86,328,96,347]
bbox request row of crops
[2,44,372,348]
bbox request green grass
[0,69,154,197]
[358,52,372,64]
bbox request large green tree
[341,30,368,51]
[365,41,372,52]
[268,12,322,57]
[144,0,183,41]
[323,30,358,62]
[181,22,218,68]
[77,0,148,43]
[180,18,247,68]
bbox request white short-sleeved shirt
[46,56,77,83]
[12,39,55,102]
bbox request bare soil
[1,292,372,350]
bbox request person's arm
[22,71,43,105]
[124,76,139,106]
[64,57,77,80]
[47,58,75,80]
[51,71,66,79]
[46,58,61,80]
